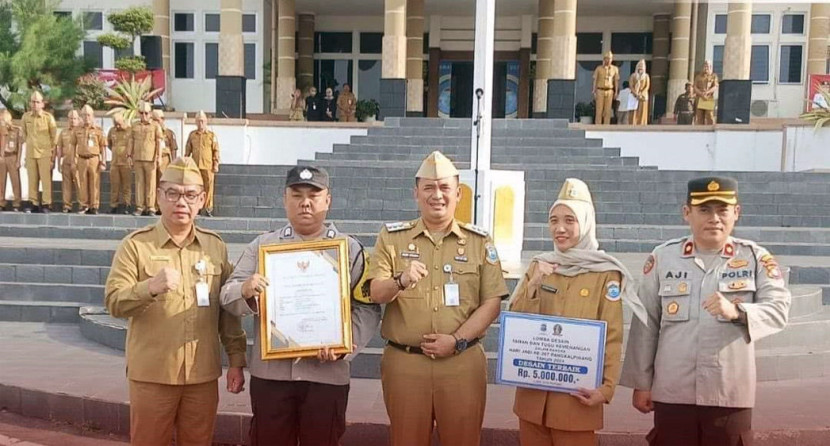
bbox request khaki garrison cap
[415,151,459,179]
[160,157,204,186]
[138,101,152,113]
[557,178,593,204]
[604,51,613,59]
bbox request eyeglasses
[161,189,203,203]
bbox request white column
[471,0,495,225]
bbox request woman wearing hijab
[629,59,650,125]
[288,88,305,121]
[321,87,337,122]
[509,178,646,446]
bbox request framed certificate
[496,311,606,393]
[257,239,353,360]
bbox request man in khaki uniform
[127,102,161,216]
[104,157,247,446]
[592,51,620,125]
[70,105,107,214]
[693,60,719,125]
[368,151,509,446]
[108,113,132,214]
[56,110,81,213]
[621,177,791,446]
[184,111,219,217]
[21,91,58,213]
[153,109,178,213]
[0,110,23,211]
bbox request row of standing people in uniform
[0,94,220,216]
[104,150,791,446]
[289,85,358,122]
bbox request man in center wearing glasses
[127,102,162,216]
[220,165,381,446]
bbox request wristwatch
[393,272,406,290]
[453,334,469,353]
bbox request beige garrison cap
[160,157,204,186]
[557,178,593,204]
[603,51,613,59]
[152,109,164,119]
[138,101,152,113]
[415,151,459,179]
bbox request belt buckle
[404,345,412,354]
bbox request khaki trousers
[381,344,487,446]
[77,156,100,210]
[594,89,614,125]
[26,157,52,206]
[0,156,21,208]
[199,169,215,212]
[155,154,171,209]
[60,163,79,211]
[129,379,219,446]
[134,161,156,213]
[519,419,597,446]
[110,165,132,208]
[696,109,715,125]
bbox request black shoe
[41,207,50,214]
[141,210,151,216]
[123,208,131,215]
[24,208,32,214]
[110,207,118,214]
[12,207,20,212]
[78,208,88,214]
[155,210,161,216]
[62,209,71,213]
[133,210,143,216]
[87,208,98,215]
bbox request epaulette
[384,221,414,232]
[653,236,686,253]
[461,222,489,237]
[195,226,224,242]
[125,224,155,239]
[732,237,762,249]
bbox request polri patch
[643,255,655,275]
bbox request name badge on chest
[443,264,459,306]
[195,259,210,307]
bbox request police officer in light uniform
[153,109,178,214]
[105,157,247,446]
[0,110,23,212]
[127,102,162,216]
[70,105,107,214]
[184,111,219,217]
[368,151,508,446]
[108,113,132,214]
[21,91,58,213]
[220,165,381,446]
[621,177,791,446]
[592,51,620,125]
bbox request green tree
[0,0,91,117]
[97,7,154,73]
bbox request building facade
[58,0,830,120]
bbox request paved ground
[0,411,127,446]
[1,322,829,440]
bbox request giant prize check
[496,311,606,393]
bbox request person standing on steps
[184,111,219,217]
[368,151,508,446]
[21,91,58,213]
[0,109,23,212]
[105,156,247,446]
[592,51,619,125]
[127,102,162,216]
[70,104,107,215]
[153,109,178,215]
[108,113,133,214]
[621,176,791,446]
[220,165,381,446]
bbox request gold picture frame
[257,238,353,360]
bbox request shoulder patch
[605,281,621,301]
[461,222,489,237]
[643,254,655,275]
[384,221,414,232]
[485,243,500,264]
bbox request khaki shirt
[127,121,161,162]
[104,221,247,385]
[185,129,219,171]
[1,124,23,157]
[220,223,382,386]
[70,125,106,158]
[620,236,791,408]
[108,126,131,166]
[509,262,623,431]
[21,111,57,159]
[160,127,178,157]
[368,218,509,346]
[57,128,76,165]
[694,72,719,100]
[674,93,696,114]
[593,64,620,91]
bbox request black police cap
[285,166,329,190]
[687,176,738,206]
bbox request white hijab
[510,181,648,324]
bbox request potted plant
[356,99,380,122]
[575,101,595,124]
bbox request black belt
[79,154,99,159]
[597,87,613,91]
[387,338,479,355]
